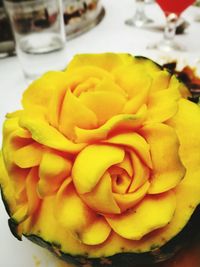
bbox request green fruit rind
[24,205,200,267]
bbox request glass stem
[135,0,146,20]
[164,13,178,42]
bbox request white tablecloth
[0,0,200,266]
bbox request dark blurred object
[11,8,57,34]
[194,0,200,6]
[0,0,15,58]
[145,17,189,34]
[63,0,105,39]
[4,0,58,35]
[176,18,189,34]
[163,61,200,103]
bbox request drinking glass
[125,0,153,28]
[148,0,196,51]
[4,0,66,82]
[145,0,155,4]
[0,0,15,58]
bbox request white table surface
[0,1,200,266]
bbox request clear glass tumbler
[0,0,15,58]
[4,0,66,81]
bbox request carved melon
[1,53,200,267]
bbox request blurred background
[1,0,200,59]
[0,0,104,58]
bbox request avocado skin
[8,218,22,241]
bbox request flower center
[116,175,123,185]
[110,167,132,194]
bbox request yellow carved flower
[1,53,200,258]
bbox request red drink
[156,0,195,16]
